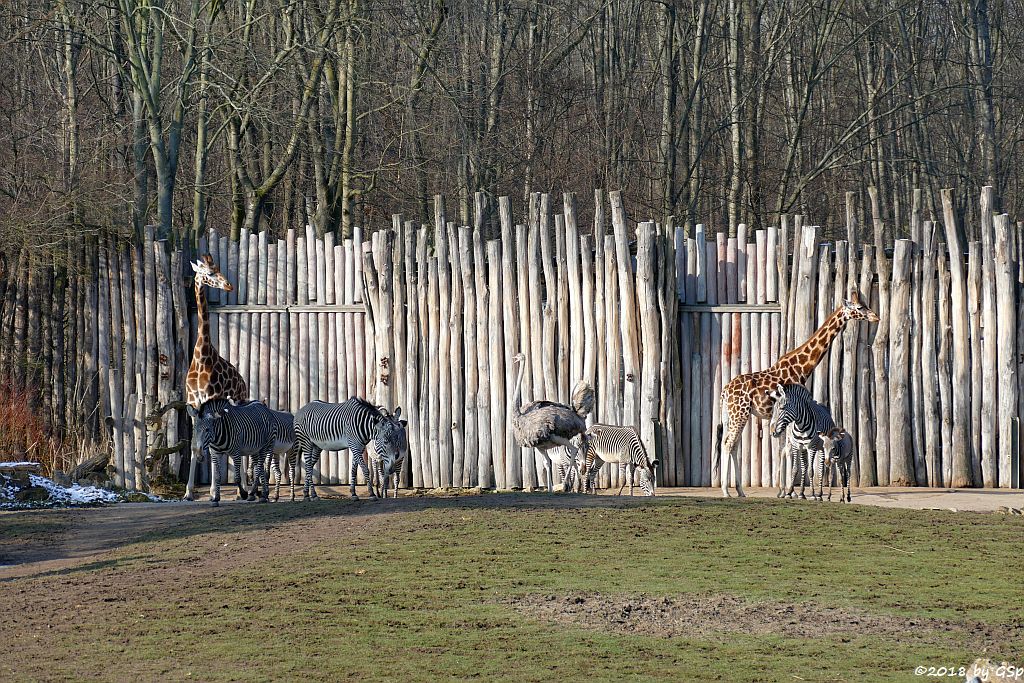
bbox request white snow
[27,474,121,504]
[0,461,40,469]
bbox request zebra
[240,404,299,502]
[367,408,408,499]
[187,399,278,507]
[294,397,405,501]
[821,427,853,502]
[768,384,836,501]
[578,424,658,497]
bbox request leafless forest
[1,0,1020,249]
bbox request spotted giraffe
[184,254,248,501]
[716,290,878,498]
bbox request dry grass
[0,382,75,475]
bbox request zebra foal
[578,424,657,496]
[188,399,278,507]
[822,427,853,503]
[295,397,406,500]
[768,384,836,501]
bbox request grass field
[1,494,1021,682]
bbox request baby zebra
[368,408,408,499]
[188,399,277,507]
[822,427,853,503]
[579,424,658,496]
[295,397,406,500]
[768,384,836,501]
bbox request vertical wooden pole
[888,240,915,486]
[857,246,876,486]
[499,209,522,490]
[871,226,891,485]
[610,192,641,438]
[604,234,622,489]
[474,229,492,488]
[426,251,440,487]
[555,215,570,405]
[487,239,506,490]
[636,223,660,470]
[539,195,558,400]
[936,249,954,486]
[920,222,941,486]
[458,227,478,487]
[940,189,973,488]
[994,213,1019,487]
[448,226,466,487]
[706,233,719,487]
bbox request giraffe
[184,254,248,500]
[716,290,879,498]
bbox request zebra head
[372,407,408,478]
[768,383,794,438]
[191,254,234,292]
[841,290,879,322]
[637,459,659,496]
[188,401,230,459]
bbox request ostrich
[509,353,595,492]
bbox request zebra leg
[303,446,321,500]
[235,453,252,501]
[585,455,602,494]
[253,450,268,503]
[269,454,282,502]
[842,460,851,503]
[616,463,628,496]
[547,436,581,493]
[209,449,221,507]
[348,444,378,500]
[785,444,799,498]
[288,448,298,502]
[797,447,809,500]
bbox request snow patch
[0,473,165,509]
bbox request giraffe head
[840,290,879,323]
[191,254,234,292]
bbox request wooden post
[449,227,466,487]
[706,234,720,487]
[979,187,998,487]
[940,189,973,488]
[636,222,660,468]
[812,244,831,405]
[871,224,891,485]
[857,246,876,486]
[565,195,584,396]
[909,229,927,485]
[474,229,492,488]
[830,241,848,428]
[417,228,431,487]
[435,202,453,487]
[539,195,558,400]
[604,234,622,489]
[458,227,478,487]
[107,242,126,487]
[888,240,915,486]
[426,252,441,488]
[920,222,941,486]
[499,213,522,490]
[555,215,570,405]
[968,241,983,485]
[936,248,954,486]
[610,191,641,435]
[994,213,1019,487]
[486,239,506,490]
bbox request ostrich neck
[511,360,525,415]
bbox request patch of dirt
[505,592,1022,648]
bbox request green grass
[3,496,1022,682]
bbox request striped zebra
[822,427,853,503]
[578,424,658,497]
[187,399,278,507]
[768,384,836,501]
[368,408,408,499]
[294,397,405,500]
[241,404,299,502]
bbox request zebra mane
[349,396,385,418]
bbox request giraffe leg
[718,403,748,498]
[185,428,201,502]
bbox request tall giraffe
[184,255,248,500]
[716,290,879,498]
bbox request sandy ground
[1,486,1020,580]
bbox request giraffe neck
[192,281,214,366]
[773,308,848,384]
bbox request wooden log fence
[0,187,1022,491]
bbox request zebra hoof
[210,500,220,508]
[349,494,359,501]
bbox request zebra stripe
[769,384,836,501]
[579,424,657,496]
[190,399,278,507]
[294,397,403,500]
[368,408,408,499]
